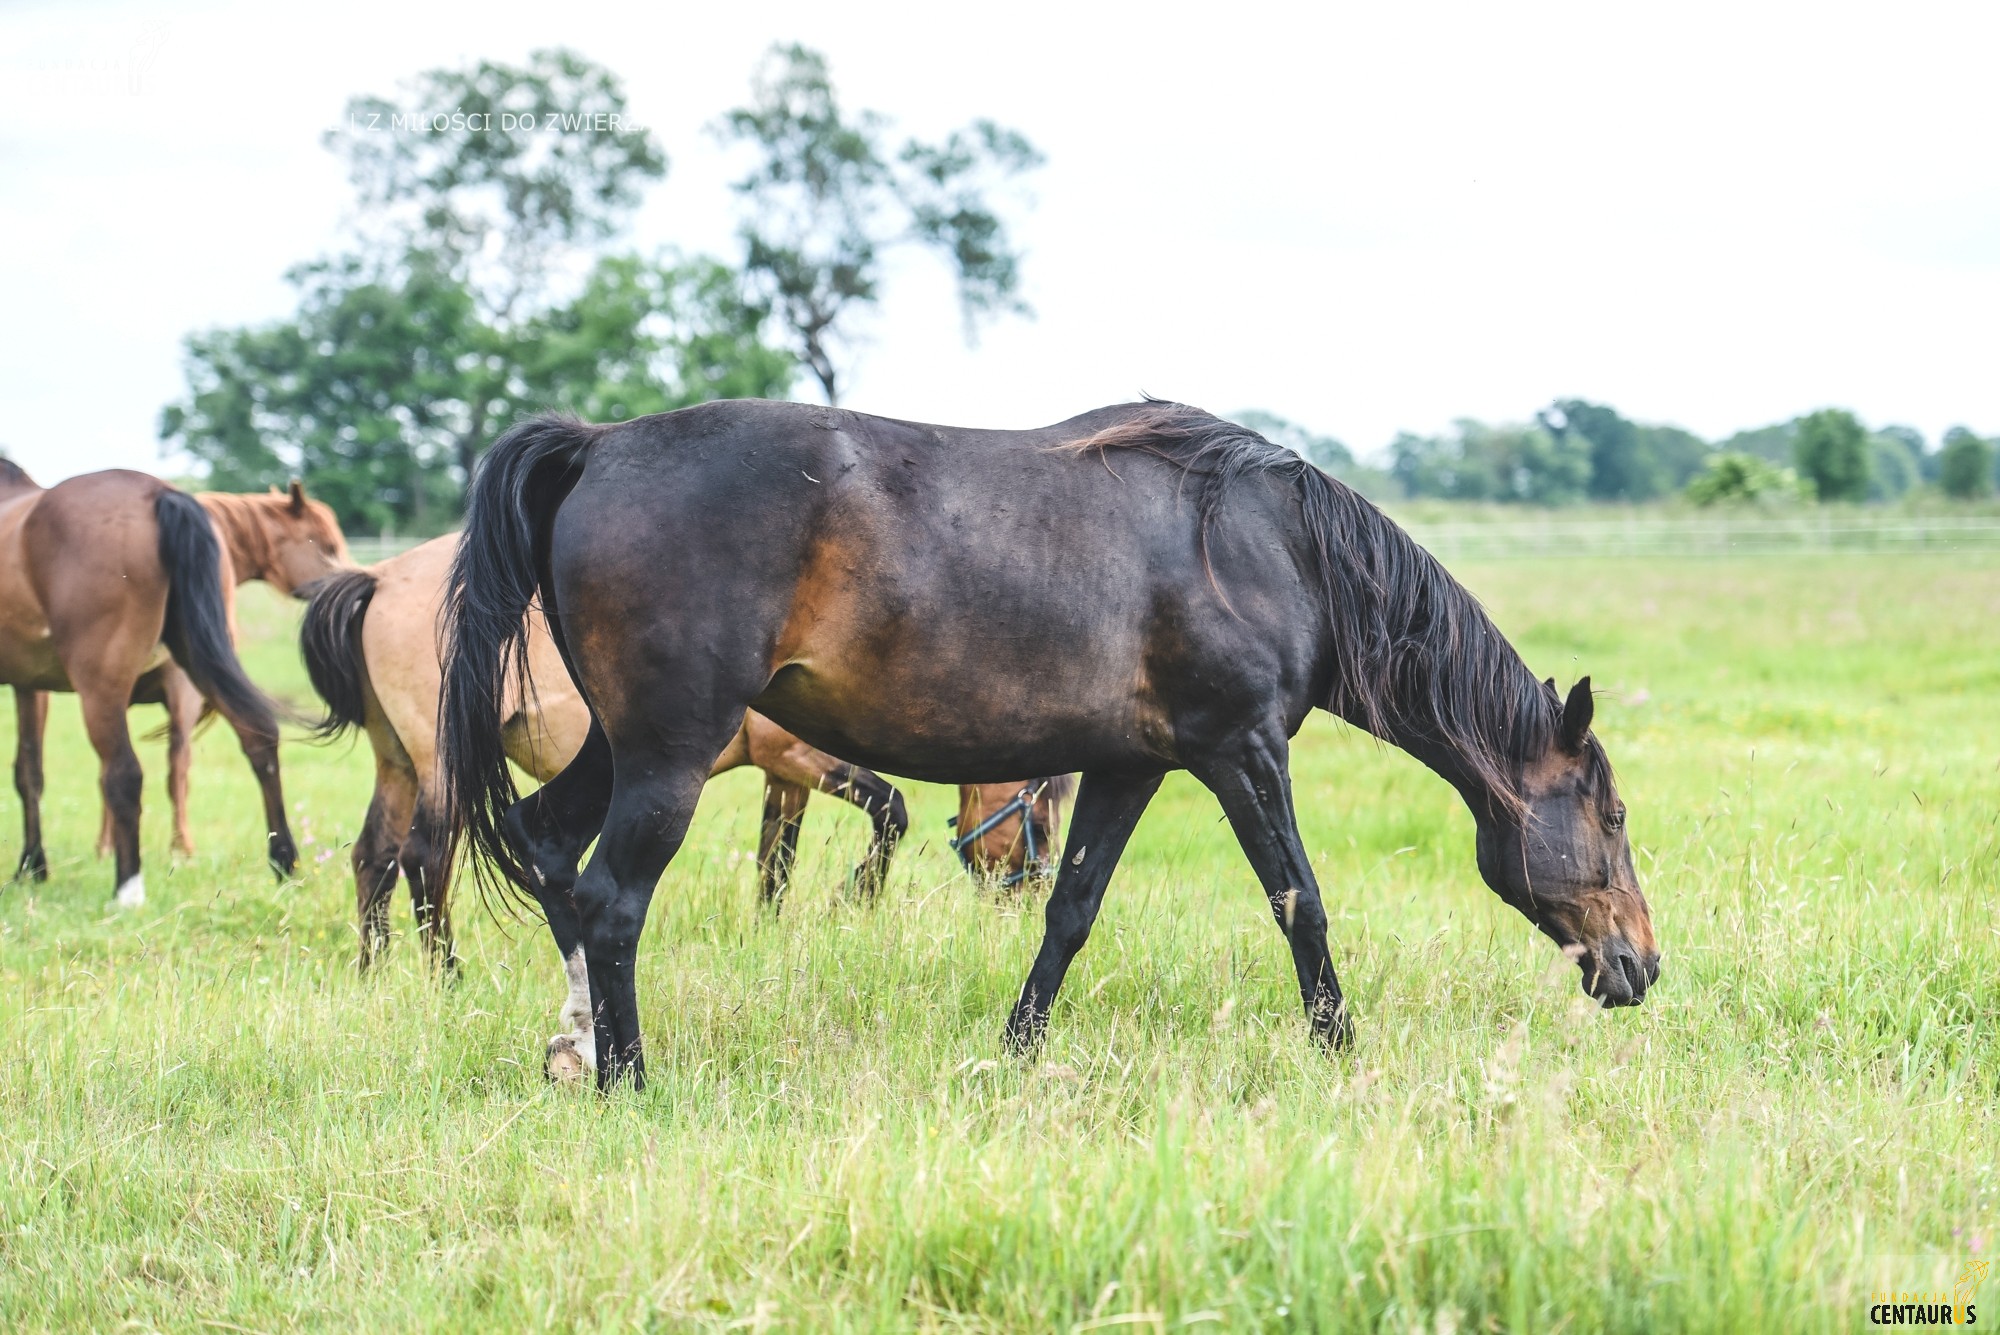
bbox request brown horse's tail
[439,414,602,906]
[297,567,379,740]
[155,488,288,740]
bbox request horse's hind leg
[399,802,457,976]
[1003,769,1165,1053]
[12,688,49,882]
[75,684,146,905]
[501,720,614,1081]
[573,720,744,1091]
[1192,727,1352,1049]
[745,719,908,902]
[755,776,809,908]
[213,707,295,879]
[352,760,416,972]
[162,665,204,857]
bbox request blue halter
[946,782,1049,888]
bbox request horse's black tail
[438,414,601,904]
[154,488,286,741]
[297,567,380,740]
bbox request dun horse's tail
[155,488,285,742]
[438,414,602,900]
[297,567,380,740]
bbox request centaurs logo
[1870,1259,1989,1326]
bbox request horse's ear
[1560,677,1594,753]
[288,479,306,515]
[1543,676,1558,699]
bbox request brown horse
[97,483,351,858]
[0,465,308,903]
[441,401,1657,1090]
[300,535,937,976]
[950,777,1073,888]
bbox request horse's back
[553,400,1321,780]
[0,470,176,690]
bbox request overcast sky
[3,0,1996,485]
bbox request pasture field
[0,552,1995,1332]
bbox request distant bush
[1939,427,1995,499]
[1685,452,1801,506]
[1793,409,1870,502]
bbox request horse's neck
[198,497,270,585]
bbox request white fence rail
[1398,516,2000,560]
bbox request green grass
[0,556,1995,1332]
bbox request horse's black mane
[1069,401,1599,818]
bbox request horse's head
[953,777,1070,889]
[256,481,351,594]
[1475,678,1659,1008]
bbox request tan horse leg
[755,776,811,906]
[12,688,49,882]
[353,757,417,972]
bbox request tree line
[1240,403,1999,507]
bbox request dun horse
[104,483,350,859]
[0,466,322,902]
[299,536,913,975]
[439,400,1659,1088]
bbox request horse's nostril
[1620,952,1645,998]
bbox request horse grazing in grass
[0,465,322,903]
[98,483,350,860]
[439,400,1659,1089]
[301,535,923,983]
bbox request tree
[1939,427,1995,499]
[331,48,666,323]
[1792,408,1870,502]
[164,52,794,532]
[717,43,1042,404]
[1391,419,1591,504]
[1866,430,1922,501]
[164,251,791,534]
[1540,399,1708,502]
[1685,452,1799,506]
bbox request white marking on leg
[546,946,597,1079]
[113,874,145,908]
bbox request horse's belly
[751,650,1167,783]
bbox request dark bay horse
[439,400,1659,1088]
[100,483,350,859]
[0,464,300,903]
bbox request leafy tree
[1685,452,1800,506]
[164,251,791,534]
[1939,427,1995,499]
[1540,399,1708,502]
[1391,420,1591,505]
[1865,430,1922,501]
[164,51,794,532]
[331,48,666,321]
[1718,419,1799,465]
[1792,408,1870,503]
[717,43,1042,404]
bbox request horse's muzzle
[1578,934,1660,1007]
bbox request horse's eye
[1606,807,1626,832]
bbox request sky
[3,0,1997,485]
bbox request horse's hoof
[112,874,146,909]
[545,1034,593,1084]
